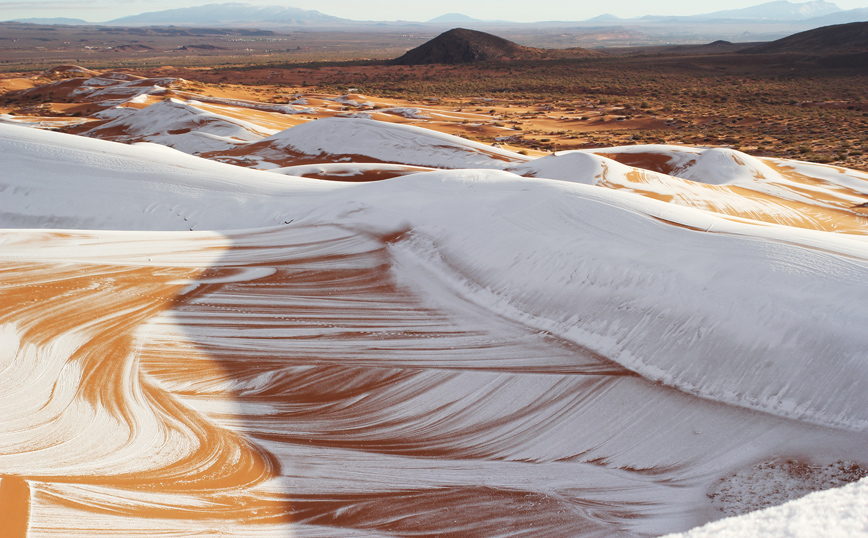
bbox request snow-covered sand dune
[509,148,868,234]
[16,72,182,111]
[80,98,279,154]
[2,102,868,538]
[202,117,529,169]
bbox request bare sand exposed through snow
[587,150,868,234]
[1,227,633,534]
[0,476,30,538]
[0,248,281,525]
[3,222,868,537]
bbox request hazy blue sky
[3,0,868,23]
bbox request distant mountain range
[106,3,342,26]
[7,0,868,31]
[12,17,90,25]
[698,0,841,20]
[589,0,868,24]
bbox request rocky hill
[391,28,603,65]
[391,28,535,65]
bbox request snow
[509,145,785,188]
[256,116,528,168]
[127,93,150,104]
[664,476,868,538]
[38,65,95,77]
[304,170,868,431]
[268,162,434,178]
[507,150,627,184]
[768,157,868,195]
[330,94,375,107]
[93,106,138,121]
[82,98,278,154]
[181,95,315,115]
[378,107,431,119]
[590,144,780,185]
[72,78,169,103]
[98,72,143,81]
[0,114,90,129]
[0,123,331,231]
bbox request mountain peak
[585,13,624,22]
[427,13,483,24]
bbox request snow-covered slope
[206,116,529,169]
[590,145,782,185]
[0,123,330,230]
[81,98,278,154]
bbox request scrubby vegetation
[305,57,868,169]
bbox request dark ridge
[742,21,868,54]
[390,28,537,65]
[111,44,154,52]
[178,44,227,51]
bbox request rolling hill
[743,20,868,53]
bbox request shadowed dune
[5,221,868,537]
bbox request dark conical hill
[391,28,531,65]
[390,28,604,65]
[392,28,536,65]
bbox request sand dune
[2,68,868,538]
[203,117,528,169]
[81,98,278,154]
[508,149,868,234]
